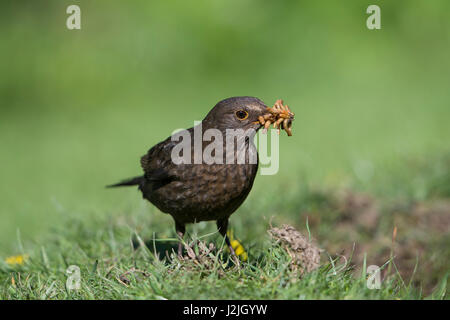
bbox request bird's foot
[228,245,241,267]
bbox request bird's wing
[140,137,179,182]
[140,128,231,184]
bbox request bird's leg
[217,218,240,266]
[175,221,185,258]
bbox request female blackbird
[109,97,272,257]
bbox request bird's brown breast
[145,162,257,224]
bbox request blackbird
[108,97,278,257]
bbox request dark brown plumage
[108,97,272,257]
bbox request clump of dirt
[300,188,450,293]
[337,191,380,232]
[411,200,450,234]
[389,200,450,289]
[268,224,321,276]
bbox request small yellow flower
[5,254,28,266]
[227,230,248,262]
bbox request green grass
[1,153,448,299]
[1,211,446,300]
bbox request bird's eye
[235,110,249,120]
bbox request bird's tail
[106,175,144,188]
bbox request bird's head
[203,96,294,136]
[203,96,271,132]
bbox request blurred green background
[1,0,449,255]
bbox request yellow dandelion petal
[230,240,240,250]
[227,230,248,261]
[235,245,245,256]
[5,254,28,265]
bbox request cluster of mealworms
[258,99,294,136]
